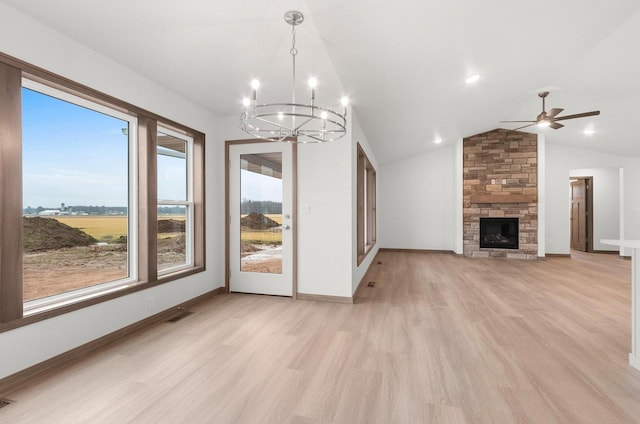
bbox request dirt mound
[23,217,97,252]
[158,234,185,253]
[158,219,186,233]
[240,213,279,230]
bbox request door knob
[283,225,291,230]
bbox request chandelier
[240,10,349,143]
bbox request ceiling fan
[501,91,600,131]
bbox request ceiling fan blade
[511,123,536,131]
[546,108,564,118]
[554,111,600,121]
[549,122,564,129]
[500,120,536,123]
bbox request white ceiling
[4,0,640,164]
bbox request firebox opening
[480,218,519,249]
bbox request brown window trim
[0,52,206,333]
[357,143,377,265]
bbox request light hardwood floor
[2,250,640,423]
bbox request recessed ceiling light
[465,74,480,84]
[583,129,595,135]
[434,138,443,144]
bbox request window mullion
[138,117,158,282]
[0,62,23,322]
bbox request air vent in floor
[0,398,15,409]
[367,281,375,287]
[166,310,193,323]
[377,261,382,265]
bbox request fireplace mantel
[470,194,537,204]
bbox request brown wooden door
[570,179,587,251]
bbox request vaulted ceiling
[4,0,640,164]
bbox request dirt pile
[23,217,97,252]
[240,213,279,230]
[158,219,186,233]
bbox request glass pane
[157,131,187,201]
[157,205,188,271]
[240,153,283,274]
[22,87,129,302]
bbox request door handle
[283,225,291,230]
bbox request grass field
[54,216,127,241]
[54,215,186,242]
[53,214,281,244]
[240,214,283,245]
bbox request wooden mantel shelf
[470,194,537,204]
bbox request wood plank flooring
[2,250,640,423]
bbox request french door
[228,141,294,296]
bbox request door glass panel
[240,152,282,274]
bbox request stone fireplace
[463,129,538,259]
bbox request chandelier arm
[252,115,295,132]
[293,116,315,131]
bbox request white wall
[297,135,353,297]
[215,112,357,298]
[351,111,380,293]
[546,143,640,256]
[217,108,379,298]
[569,168,620,251]
[0,3,224,380]
[378,146,457,251]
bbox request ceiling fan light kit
[502,91,600,132]
[239,10,349,143]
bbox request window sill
[0,265,205,334]
[357,241,377,266]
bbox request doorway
[226,140,296,297]
[570,176,593,252]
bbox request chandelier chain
[291,24,297,106]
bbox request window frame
[157,125,195,275]
[357,143,377,265]
[0,53,206,332]
[21,79,140,316]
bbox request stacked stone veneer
[463,129,538,259]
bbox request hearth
[480,218,519,249]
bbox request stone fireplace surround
[463,129,538,259]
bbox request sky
[22,88,185,208]
[241,169,281,202]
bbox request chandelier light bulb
[308,77,318,101]
[242,97,251,108]
[250,79,260,90]
[320,111,328,120]
[278,112,284,121]
[341,96,349,107]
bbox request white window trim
[157,126,194,275]
[21,78,139,315]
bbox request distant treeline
[241,200,282,214]
[24,205,128,215]
[24,205,187,216]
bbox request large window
[0,56,205,327]
[22,81,137,313]
[357,143,376,265]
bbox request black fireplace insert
[479,217,519,249]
